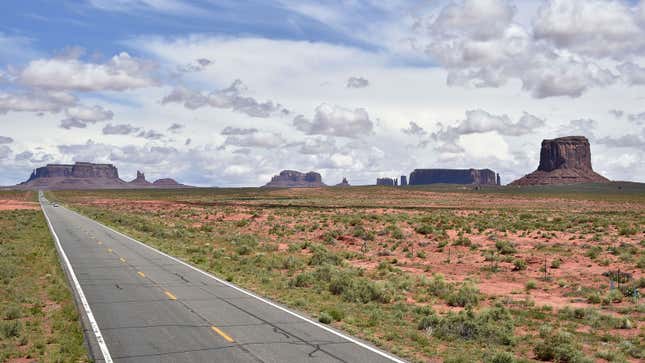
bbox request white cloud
[223,132,286,149]
[0,145,10,159]
[102,123,141,135]
[597,134,645,149]
[19,52,157,91]
[221,126,258,135]
[0,91,76,114]
[0,135,13,144]
[402,121,427,136]
[162,79,289,118]
[60,104,114,129]
[346,76,369,88]
[294,103,373,138]
[533,0,644,59]
[418,0,642,98]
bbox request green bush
[487,351,516,363]
[424,306,515,345]
[0,320,21,338]
[447,283,481,307]
[513,259,527,271]
[495,240,517,255]
[534,328,587,363]
[318,311,333,324]
[329,272,392,304]
[525,280,537,291]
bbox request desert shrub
[447,283,481,307]
[352,226,375,241]
[525,280,537,291]
[487,351,516,363]
[4,305,21,320]
[318,311,332,324]
[551,259,562,269]
[495,240,517,255]
[289,272,315,288]
[326,307,345,322]
[309,245,343,266]
[585,246,602,260]
[385,224,404,239]
[603,289,623,304]
[0,320,21,338]
[427,274,451,298]
[513,259,527,271]
[230,234,259,255]
[329,272,392,304]
[321,229,342,245]
[415,224,435,235]
[534,327,588,363]
[453,236,472,247]
[422,306,515,345]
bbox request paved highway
[40,196,405,363]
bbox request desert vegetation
[49,184,644,362]
[0,191,88,362]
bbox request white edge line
[68,205,407,363]
[40,198,113,363]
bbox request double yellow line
[102,242,235,344]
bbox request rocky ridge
[16,162,190,190]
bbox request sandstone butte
[14,162,189,190]
[263,170,326,188]
[511,136,610,186]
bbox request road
[40,196,405,363]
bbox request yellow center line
[137,271,146,278]
[211,326,235,343]
[164,291,177,300]
[120,257,126,263]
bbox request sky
[1,0,644,187]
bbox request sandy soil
[0,200,40,210]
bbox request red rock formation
[408,169,498,185]
[152,178,183,187]
[335,177,351,187]
[263,170,326,188]
[511,136,609,185]
[15,162,191,190]
[129,171,151,186]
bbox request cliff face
[538,136,592,171]
[409,169,499,185]
[28,162,119,181]
[263,170,326,188]
[511,136,609,185]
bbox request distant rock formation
[15,162,191,190]
[263,170,326,188]
[335,177,351,187]
[409,169,499,185]
[510,136,609,185]
[400,175,407,186]
[152,178,184,187]
[129,171,151,186]
[376,177,397,186]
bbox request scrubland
[48,183,645,362]
[0,191,88,362]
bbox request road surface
[40,196,405,363]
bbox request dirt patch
[0,200,40,211]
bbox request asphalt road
[40,196,405,363]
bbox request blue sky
[1,0,644,186]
